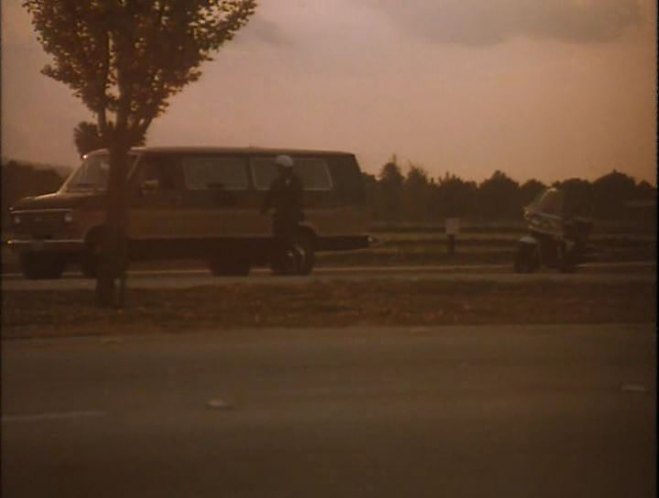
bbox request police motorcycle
[514,187,594,273]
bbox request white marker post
[445,217,460,255]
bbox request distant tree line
[1,157,656,230]
[2,160,66,227]
[364,157,657,222]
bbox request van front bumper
[6,238,85,254]
[318,235,372,251]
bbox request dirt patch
[2,280,655,339]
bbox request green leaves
[24,0,257,141]
[73,122,105,156]
[23,0,257,307]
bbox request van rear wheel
[294,231,315,275]
[208,258,251,276]
[270,231,315,276]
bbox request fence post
[445,218,460,255]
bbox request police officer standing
[261,155,304,270]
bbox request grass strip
[2,280,655,339]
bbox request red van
[8,147,370,279]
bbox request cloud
[1,0,36,46]
[367,0,644,45]
[234,15,293,47]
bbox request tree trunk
[95,143,130,308]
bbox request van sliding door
[178,155,266,239]
[129,155,190,241]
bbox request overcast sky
[1,0,656,184]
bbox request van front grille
[12,210,69,237]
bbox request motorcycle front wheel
[558,242,579,273]
[514,243,539,273]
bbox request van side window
[182,156,248,191]
[138,156,182,191]
[250,158,277,190]
[251,157,332,191]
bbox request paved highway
[2,261,656,290]
[2,324,655,498]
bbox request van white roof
[87,146,354,157]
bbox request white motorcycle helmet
[274,155,294,169]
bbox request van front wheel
[20,252,66,280]
[81,242,100,278]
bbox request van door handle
[214,192,236,206]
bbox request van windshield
[64,154,135,192]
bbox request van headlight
[63,211,74,223]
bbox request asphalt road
[2,324,656,498]
[1,261,656,290]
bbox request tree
[478,170,521,219]
[2,161,65,226]
[401,164,431,221]
[73,122,105,157]
[553,178,593,217]
[361,172,379,219]
[377,156,405,221]
[432,172,479,219]
[24,0,257,307]
[591,170,637,218]
[518,179,546,207]
[74,120,145,157]
[635,180,657,199]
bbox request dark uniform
[261,167,304,257]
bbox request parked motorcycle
[514,187,594,273]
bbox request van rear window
[251,157,332,191]
[182,156,248,190]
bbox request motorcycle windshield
[525,188,564,235]
[531,188,564,217]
